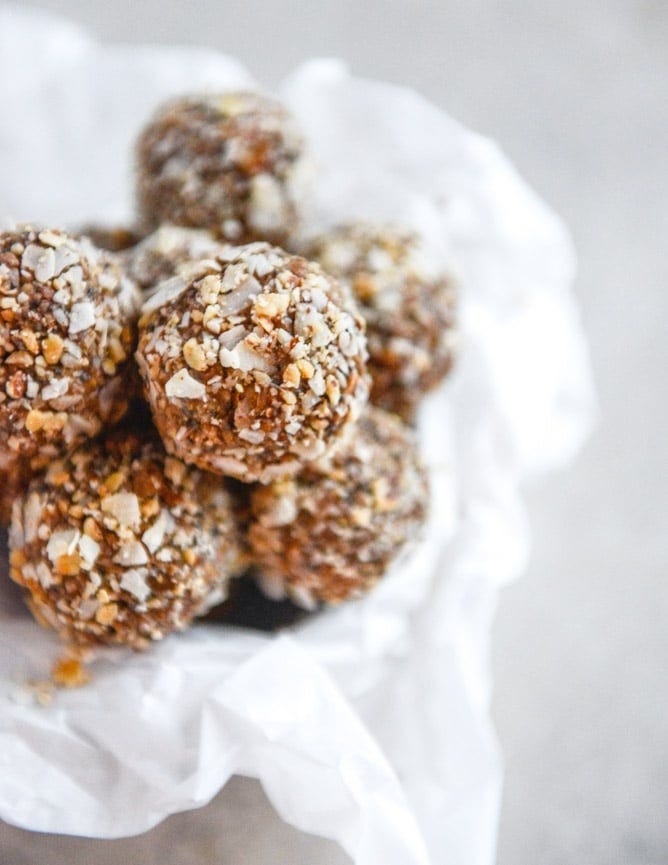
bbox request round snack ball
[125,225,224,295]
[248,406,429,607]
[9,429,243,649]
[306,223,457,421]
[0,227,140,469]
[136,242,369,484]
[136,92,309,246]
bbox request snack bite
[248,406,429,607]
[0,227,140,470]
[136,92,309,246]
[9,429,243,649]
[136,242,369,484]
[306,223,457,420]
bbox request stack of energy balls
[2,91,457,653]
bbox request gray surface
[0,776,348,864]
[2,1,667,863]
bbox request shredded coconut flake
[142,275,189,315]
[46,529,80,564]
[100,492,141,530]
[141,510,170,554]
[114,540,149,567]
[41,378,70,401]
[120,568,152,602]
[165,369,206,400]
[78,534,100,570]
[24,492,43,543]
[36,561,55,589]
[68,301,96,334]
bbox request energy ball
[136,242,369,484]
[125,225,223,295]
[248,406,428,607]
[0,227,140,469]
[9,429,243,649]
[306,223,457,421]
[136,92,309,246]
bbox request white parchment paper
[0,6,595,864]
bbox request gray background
[1,1,666,863]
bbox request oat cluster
[306,223,457,420]
[10,429,243,649]
[136,92,309,246]
[136,242,369,483]
[0,227,140,477]
[248,406,428,607]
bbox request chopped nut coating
[306,223,457,420]
[136,92,310,247]
[249,407,428,606]
[0,226,140,469]
[10,429,244,649]
[136,242,369,483]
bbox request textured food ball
[0,227,140,469]
[136,242,369,484]
[306,223,457,421]
[9,430,243,649]
[125,225,224,295]
[136,92,309,246]
[248,406,428,607]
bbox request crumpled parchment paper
[0,6,595,864]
